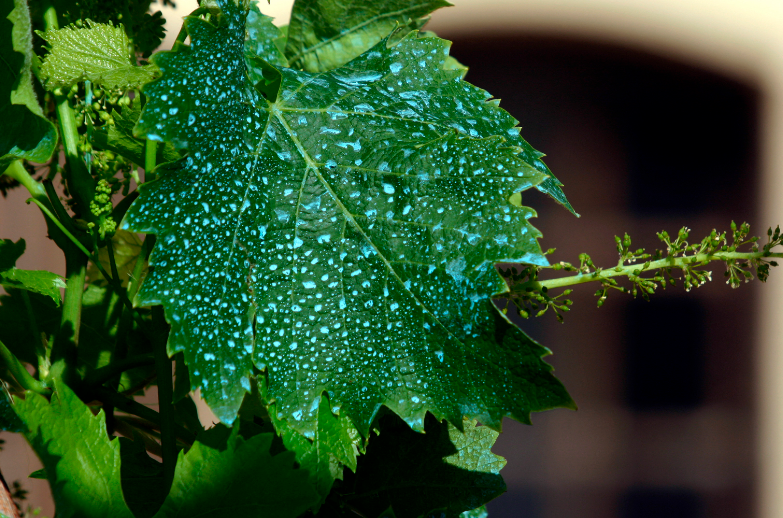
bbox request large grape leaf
[124,0,574,432]
[1,0,57,169]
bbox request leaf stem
[42,3,96,222]
[515,250,783,293]
[81,354,155,389]
[50,248,86,385]
[92,387,195,445]
[0,339,50,395]
[152,306,176,489]
[144,139,158,179]
[1,161,47,202]
[28,198,91,257]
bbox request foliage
[0,0,780,517]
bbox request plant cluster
[1,0,780,517]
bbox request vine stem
[514,250,783,292]
[0,339,49,395]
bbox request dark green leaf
[151,427,319,518]
[0,0,57,169]
[38,20,158,90]
[285,0,451,73]
[0,387,23,432]
[323,414,505,518]
[0,288,59,365]
[269,394,363,509]
[14,382,135,518]
[245,1,288,86]
[119,437,167,518]
[125,0,574,432]
[0,238,24,271]
[93,102,180,167]
[28,469,46,479]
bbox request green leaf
[151,427,319,518]
[0,0,57,168]
[285,0,451,73]
[245,1,288,68]
[13,381,135,518]
[28,469,46,479]
[269,394,363,508]
[0,387,23,432]
[125,0,574,431]
[0,239,65,305]
[38,20,158,90]
[323,414,505,518]
[93,102,180,167]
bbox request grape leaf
[118,437,167,518]
[0,0,57,169]
[38,20,158,90]
[322,414,505,518]
[125,0,574,432]
[0,239,66,305]
[284,0,451,73]
[151,426,319,518]
[14,382,135,518]
[269,394,363,508]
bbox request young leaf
[0,239,66,305]
[13,382,135,518]
[269,394,363,508]
[38,20,158,90]
[151,427,319,518]
[0,0,57,169]
[125,0,574,431]
[284,0,451,73]
[324,414,506,518]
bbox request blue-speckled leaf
[124,0,574,432]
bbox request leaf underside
[1,0,57,168]
[125,0,574,436]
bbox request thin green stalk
[43,3,95,221]
[28,198,91,256]
[144,139,158,179]
[82,354,155,389]
[50,249,86,385]
[0,339,49,395]
[20,291,44,362]
[93,387,195,445]
[2,161,47,201]
[153,306,176,489]
[516,250,783,292]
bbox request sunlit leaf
[38,20,158,90]
[284,0,451,73]
[0,239,65,305]
[14,382,135,518]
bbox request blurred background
[4,0,783,517]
